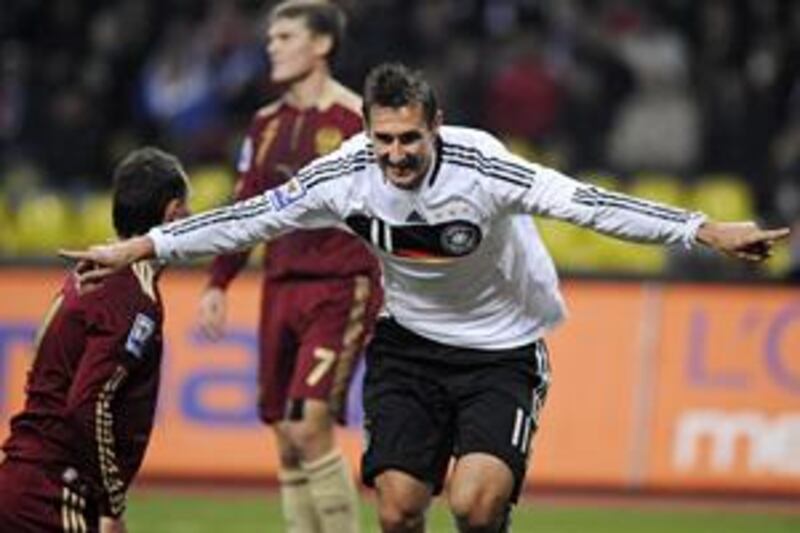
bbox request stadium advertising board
[0,268,797,494]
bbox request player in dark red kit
[196,2,381,532]
[0,147,190,533]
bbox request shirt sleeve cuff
[147,227,174,261]
[683,212,708,249]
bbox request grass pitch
[127,490,800,532]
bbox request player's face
[368,103,441,190]
[266,17,326,83]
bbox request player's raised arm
[476,131,790,261]
[62,163,346,284]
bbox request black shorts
[361,318,551,502]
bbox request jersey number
[306,347,336,387]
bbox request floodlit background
[1,1,799,531]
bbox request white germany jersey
[152,126,705,350]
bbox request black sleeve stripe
[574,187,691,217]
[573,196,689,223]
[167,202,275,237]
[443,142,535,176]
[161,193,272,236]
[574,188,692,222]
[162,205,238,236]
[572,190,691,223]
[595,189,691,219]
[163,155,369,238]
[298,149,370,177]
[164,162,361,237]
[296,159,342,182]
[163,197,275,237]
[442,153,532,189]
[297,149,373,184]
[442,147,534,183]
[442,142,536,182]
[306,165,367,191]
[574,193,691,222]
[304,159,370,189]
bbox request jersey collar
[427,136,444,188]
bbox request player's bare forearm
[59,236,156,284]
[695,221,791,262]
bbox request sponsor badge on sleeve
[125,313,156,359]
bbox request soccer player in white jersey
[64,63,789,533]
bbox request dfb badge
[440,222,480,256]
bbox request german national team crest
[440,222,480,256]
[315,127,344,155]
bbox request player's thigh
[289,276,379,420]
[257,283,299,424]
[361,329,454,496]
[454,341,551,502]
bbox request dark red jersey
[2,262,164,517]
[208,81,380,287]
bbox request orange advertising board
[532,282,649,487]
[0,267,798,495]
[647,285,800,492]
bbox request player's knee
[377,498,426,533]
[282,417,334,460]
[271,423,302,467]
[375,472,430,533]
[449,486,508,533]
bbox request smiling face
[367,103,441,190]
[266,16,330,84]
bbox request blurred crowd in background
[1,0,799,279]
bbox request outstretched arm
[61,174,341,284]
[473,130,791,258]
[60,236,155,285]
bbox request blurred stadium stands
[0,0,798,279]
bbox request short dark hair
[112,147,188,238]
[269,0,346,59]
[362,63,439,126]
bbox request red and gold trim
[60,486,88,533]
[328,275,371,418]
[95,365,129,517]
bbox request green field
[127,491,800,532]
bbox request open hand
[198,287,228,341]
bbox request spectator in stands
[606,4,701,175]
